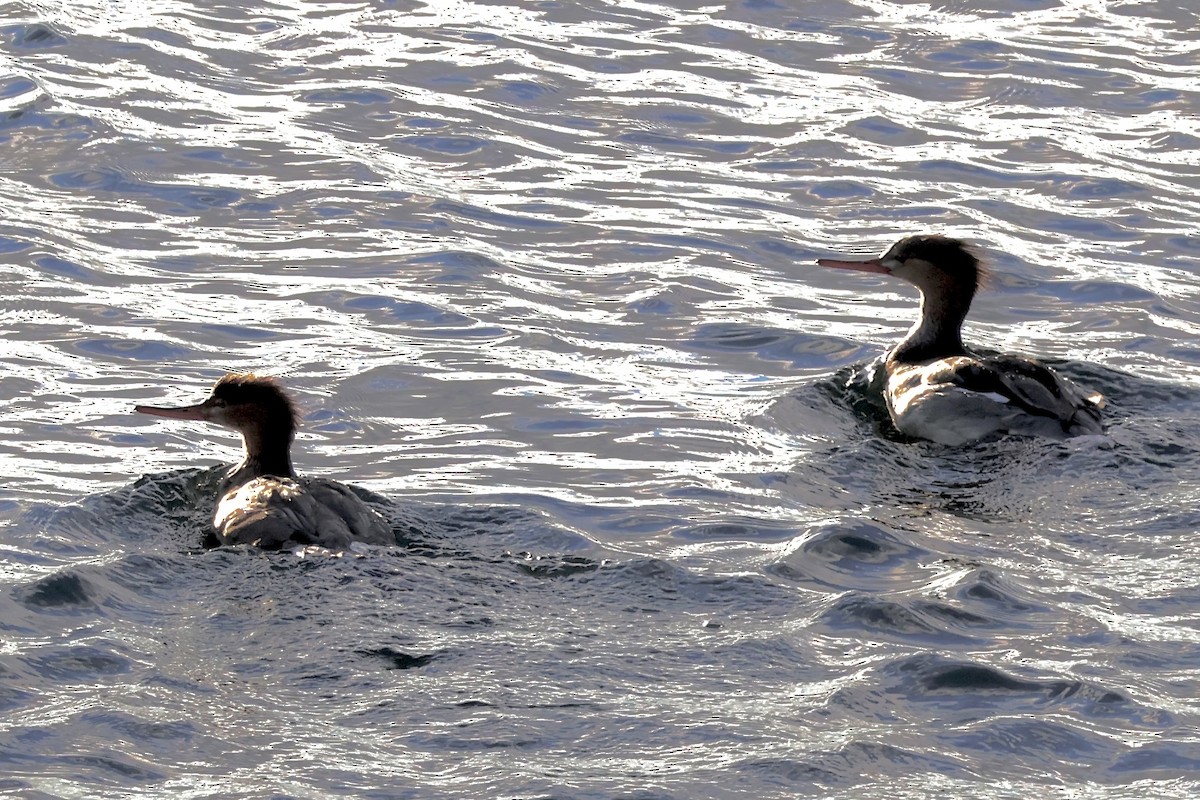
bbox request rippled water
[2,0,1199,797]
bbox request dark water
[2,1,1199,797]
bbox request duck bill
[816,257,891,275]
[135,402,209,421]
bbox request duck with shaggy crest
[136,374,394,549]
[817,234,1104,445]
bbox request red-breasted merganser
[817,234,1104,445]
[136,374,394,549]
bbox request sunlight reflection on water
[1,0,1199,797]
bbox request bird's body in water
[136,374,393,549]
[817,235,1104,446]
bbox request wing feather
[932,355,1103,432]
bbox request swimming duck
[136,374,394,549]
[817,234,1104,445]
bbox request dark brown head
[882,235,983,292]
[818,234,986,300]
[136,373,299,440]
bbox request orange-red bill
[816,257,890,274]
[135,403,208,421]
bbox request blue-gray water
[2,1,1199,797]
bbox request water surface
[1,1,1199,797]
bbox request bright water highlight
[1,1,1199,797]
